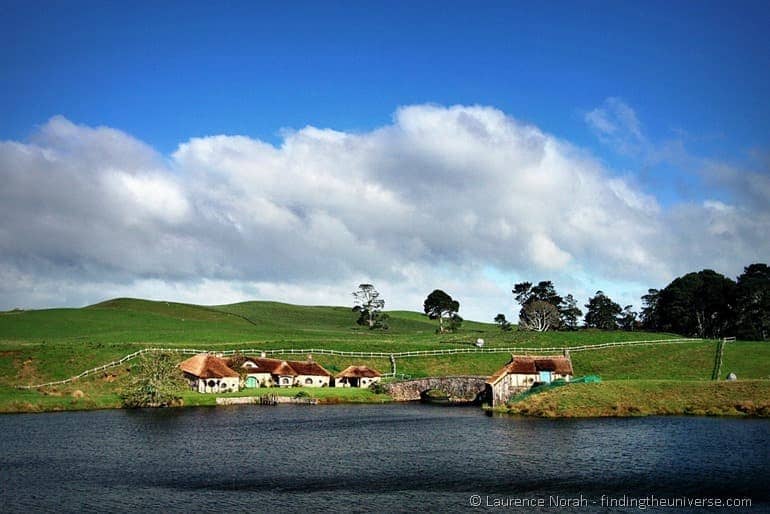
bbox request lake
[1,405,768,512]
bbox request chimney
[563,349,570,359]
[307,354,313,361]
[260,351,266,358]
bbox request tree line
[352,262,769,340]
[640,264,769,340]
[505,263,769,340]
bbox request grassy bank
[498,380,770,417]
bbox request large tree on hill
[513,281,562,309]
[734,264,770,340]
[352,284,389,330]
[520,300,560,332]
[656,269,736,338]
[584,291,622,329]
[513,280,564,331]
[423,289,462,333]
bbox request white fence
[16,337,706,389]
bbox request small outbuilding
[335,365,382,388]
[486,353,574,407]
[179,353,240,393]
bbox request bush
[121,352,186,408]
[369,382,387,394]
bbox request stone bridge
[384,376,489,404]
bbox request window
[305,377,313,385]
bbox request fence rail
[16,337,706,390]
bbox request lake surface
[1,405,768,513]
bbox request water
[1,405,768,513]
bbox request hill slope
[1,297,768,414]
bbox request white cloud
[585,97,646,156]
[1,106,768,320]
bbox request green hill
[0,297,768,413]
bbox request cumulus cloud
[1,106,768,319]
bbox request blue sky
[1,1,769,319]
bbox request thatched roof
[241,356,331,377]
[336,365,381,379]
[179,354,239,379]
[486,355,573,385]
[290,360,332,377]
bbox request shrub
[121,352,186,408]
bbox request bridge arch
[384,376,488,404]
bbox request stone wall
[384,376,488,403]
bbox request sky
[1,1,769,321]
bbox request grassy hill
[0,297,768,413]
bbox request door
[538,371,552,384]
[245,376,257,388]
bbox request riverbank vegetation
[497,380,770,417]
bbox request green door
[245,376,257,388]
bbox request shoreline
[4,380,770,417]
[492,380,770,418]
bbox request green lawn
[500,380,770,417]
[721,341,770,379]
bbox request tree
[520,300,560,332]
[494,313,512,331]
[513,282,534,306]
[559,294,582,330]
[584,291,622,329]
[121,352,186,408]
[734,263,770,340]
[640,288,660,330]
[423,289,462,333]
[655,270,736,338]
[352,284,389,330]
[513,280,564,331]
[618,305,638,331]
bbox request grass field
[499,380,770,417]
[1,297,768,414]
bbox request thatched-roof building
[239,354,332,388]
[335,365,382,388]
[179,354,240,393]
[486,353,573,407]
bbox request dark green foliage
[121,352,186,408]
[559,294,582,330]
[655,269,736,339]
[584,291,622,329]
[735,264,770,340]
[494,313,512,331]
[423,289,462,333]
[640,289,660,330]
[618,305,639,331]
